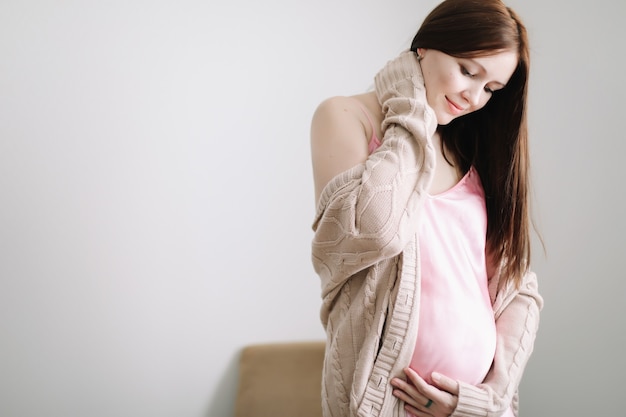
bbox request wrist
[374,51,426,104]
[450,381,489,417]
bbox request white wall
[511,1,626,416]
[0,1,623,417]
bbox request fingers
[390,376,429,411]
[431,372,460,395]
[404,368,441,399]
[391,368,458,416]
[391,370,436,416]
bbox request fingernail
[432,372,441,381]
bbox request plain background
[1,0,624,416]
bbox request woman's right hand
[374,51,436,141]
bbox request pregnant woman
[310,1,544,416]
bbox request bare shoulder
[310,95,370,204]
[311,95,364,134]
[311,92,381,137]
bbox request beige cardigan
[311,51,543,417]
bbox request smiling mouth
[446,97,465,114]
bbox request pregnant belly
[410,297,497,385]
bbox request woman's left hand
[390,368,459,416]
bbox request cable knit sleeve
[311,51,437,301]
[452,270,544,417]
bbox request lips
[445,97,465,115]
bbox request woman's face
[417,48,519,125]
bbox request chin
[435,112,454,126]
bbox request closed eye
[460,65,474,78]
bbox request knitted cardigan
[311,51,543,417]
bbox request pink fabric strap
[356,102,382,154]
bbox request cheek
[426,73,452,101]
[439,71,464,93]
[476,94,492,110]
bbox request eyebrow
[468,58,507,88]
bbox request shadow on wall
[204,352,241,417]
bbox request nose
[463,84,483,108]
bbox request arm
[311,51,437,295]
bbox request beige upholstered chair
[233,341,325,417]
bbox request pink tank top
[364,118,513,416]
[357,102,381,153]
[412,167,495,386]
[410,168,514,417]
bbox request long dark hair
[411,0,531,288]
